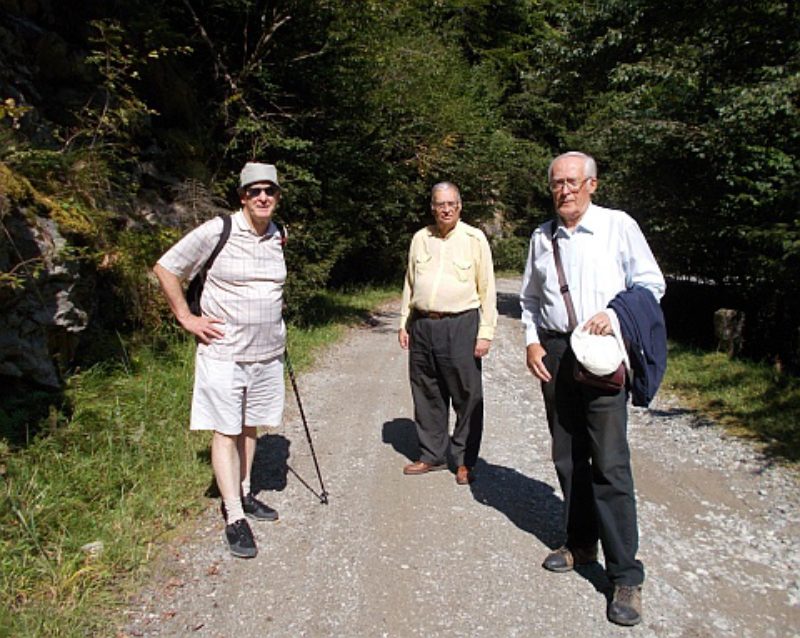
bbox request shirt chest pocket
[414,253,432,273]
[453,258,473,282]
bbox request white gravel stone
[122,278,800,638]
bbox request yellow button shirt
[400,220,497,340]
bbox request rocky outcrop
[0,164,90,388]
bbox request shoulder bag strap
[550,219,578,331]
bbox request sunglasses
[245,185,280,199]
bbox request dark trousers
[540,331,644,586]
[409,309,483,468]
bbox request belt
[413,308,470,320]
[539,327,572,338]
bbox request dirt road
[123,278,800,637]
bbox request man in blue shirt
[520,151,665,626]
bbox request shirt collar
[427,219,462,239]
[234,209,278,237]
[554,203,598,238]
[574,203,599,235]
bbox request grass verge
[0,285,396,637]
[663,341,800,463]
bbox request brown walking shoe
[607,584,643,626]
[541,544,598,573]
[403,461,446,475]
[455,465,474,485]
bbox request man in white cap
[153,162,286,558]
[520,152,665,626]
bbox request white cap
[240,162,279,189]
[570,323,624,375]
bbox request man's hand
[178,313,225,345]
[153,263,225,345]
[526,343,551,382]
[583,311,613,336]
[474,338,491,358]
[398,328,410,350]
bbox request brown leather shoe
[542,544,598,572]
[455,465,474,485]
[403,461,446,475]
[608,584,642,626]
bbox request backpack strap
[205,214,232,270]
[273,220,287,246]
[185,215,231,315]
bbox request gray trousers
[408,309,483,468]
[540,330,644,586]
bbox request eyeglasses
[548,177,592,193]
[246,185,279,199]
[432,201,459,210]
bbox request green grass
[0,284,397,637]
[494,269,524,279]
[286,285,398,369]
[663,341,800,462]
[3,290,797,636]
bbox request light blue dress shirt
[520,203,666,346]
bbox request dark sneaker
[224,518,257,558]
[243,493,279,522]
[542,544,598,572]
[608,584,642,626]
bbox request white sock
[223,498,246,523]
[241,478,251,497]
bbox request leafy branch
[181,0,291,123]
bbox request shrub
[491,235,529,273]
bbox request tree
[522,0,800,363]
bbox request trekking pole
[285,348,329,504]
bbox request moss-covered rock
[0,161,92,388]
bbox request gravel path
[122,278,800,637]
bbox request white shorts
[190,353,285,434]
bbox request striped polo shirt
[157,209,286,361]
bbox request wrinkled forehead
[431,186,459,202]
[551,156,585,178]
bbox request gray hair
[547,152,597,181]
[430,181,462,206]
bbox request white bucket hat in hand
[570,322,624,375]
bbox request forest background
[1,0,798,368]
[1,1,798,635]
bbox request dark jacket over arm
[609,285,667,407]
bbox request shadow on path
[252,433,291,493]
[497,291,521,319]
[469,458,563,546]
[382,417,420,461]
[382,419,611,592]
[472,458,611,594]
[364,308,402,335]
[202,432,291,500]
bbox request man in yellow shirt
[398,182,497,485]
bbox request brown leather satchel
[573,360,626,392]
